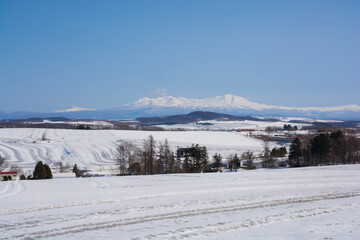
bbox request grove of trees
[33,161,53,179]
[114,136,208,175]
[288,130,360,167]
[241,151,256,170]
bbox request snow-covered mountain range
[131,94,360,112]
[1,94,359,120]
[124,94,360,120]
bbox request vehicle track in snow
[0,148,11,161]
[0,180,27,199]
[0,139,55,165]
[140,204,355,240]
[0,143,25,162]
[2,191,359,239]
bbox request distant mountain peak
[130,94,360,112]
[1,94,359,121]
[131,94,263,110]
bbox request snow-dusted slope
[0,128,267,171]
[132,94,360,112]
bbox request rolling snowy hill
[0,128,269,172]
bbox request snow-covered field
[1,165,359,239]
[0,128,271,171]
[154,119,312,131]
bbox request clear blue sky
[1,0,359,112]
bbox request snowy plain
[0,165,359,239]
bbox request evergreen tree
[271,147,287,158]
[33,161,47,179]
[44,164,53,179]
[311,133,330,165]
[289,138,303,167]
[330,130,346,165]
[229,154,240,171]
[73,164,78,173]
[182,144,208,173]
[212,153,222,171]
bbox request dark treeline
[115,135,209,175]
[289,130,360,167]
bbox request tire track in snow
[62,143,88,167]
[0,182,10,196]
[142,204,354,239]
[91,150,108,165]
[1,139,49,164]
[101,151,113,161]
[14,140,55,164]
[0,148,11,161]
[90,144,113,164]
[0,180,26,199]
[32,145,54,164]
[0,143,24,162]
[90,178,111,189]
[1,182,359,216]
[3,191,360,240]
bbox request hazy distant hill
[136,111,260,125]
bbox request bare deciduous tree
[0,155,8,171]
[261,138,275,168]
[55,156,71,173]
[159,139,175,174]
[10,164,24,176]
[115,141,141,175]
[41,131,47,141]
[212,153,222,172]
[241,151,255,170]
[143,135,156,175]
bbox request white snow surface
[25,120,113,127]
[156,119,312,131]
[131,94,360,112]
[0,165,359,239]
[0,128,269,171]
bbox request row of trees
[0,155,53,180]
[115,136,209,175]
[225,151,256,170]
[262,141,288,168]
[289,130,360,167]
[2,130,358,180]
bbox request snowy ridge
[132,94,360,112]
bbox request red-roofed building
[0,171,17,181]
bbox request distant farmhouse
[0,171,17,181]
[176,147,192,158]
